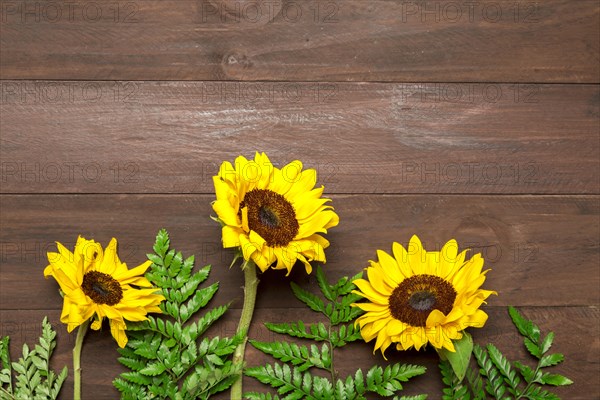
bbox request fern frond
[247,267,426,399]
[113,229,238,399]
[0,318,67,400]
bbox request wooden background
[1,0,598,398]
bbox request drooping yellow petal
[44,236,165,347]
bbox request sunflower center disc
[409,291,436,311]
[259,207,280,228]
[241,189,299,247]
[82,271,123,306]
[388,274,457,327]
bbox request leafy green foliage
[441,306,572,399]
[245,266,427,399]
[0,317,68,400]
[113,229,243,400]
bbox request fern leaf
[250,341,331,372]
[245,363,317,399]
[508,306,540,342]
[315,266,336,301]
[364,363,426,396]
[290,282,325,313]
[114,229,237,399]
[486,344,520,395]
[473,344,507,399]
[265,321,330,342]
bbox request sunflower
[44,236,164,348]
[353,235,496,357]
[212,152,339,274]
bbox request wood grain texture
[1,1,598,82]
[0,306,596,399]
[1,194,598,311]
[1,0,598,397]
[1,82,598,194]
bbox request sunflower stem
[231,258,259,400]
[73,318,90,400]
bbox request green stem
[230,259,259,400]
[73,319,91,400]
[327,324,336,384]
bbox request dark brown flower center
[81,271,123,306]
[388,274,457,327]
[240,189,299,247]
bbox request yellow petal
[386,319,408,336]
[392,242,412,279]
[99,238,120,276]
[376,250,403,285]
[426,251,441,276]
[114,260,153,286]
[353,280,390,305]
[285,168,317,199]
[352,302,388,312]
[222,226,242,248]
[426,309,447,327]
[366,265,394,295]
[254,152,274,189]
[213,199,240,227]
[110,319,128,348]
[407,235,426,274]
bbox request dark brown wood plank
[1,1,598,82]
[1,82,598,194]
[0,306,596,399]
[1,194,598,310]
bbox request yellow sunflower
[212,152,339,274]
[353,235,496,357]
[44,236,165,348]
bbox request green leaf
[524,338,542,358]
[315,266,336,301]
[265,321,330,342]
[139,362,166,376]
[114,229,238,399]
[250,341,330,372]
[540,373,573,386]
[245,363,316,399]
[438,332,473,381]
[1,318,67,400]
[508,306,540,342]
[539,353,564,368]
[473,344,507,399]
[540,332,554,354]
[486,343,520,395]
[365,364,426,396]
[290,282,325,313]
[248,268,424,399]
